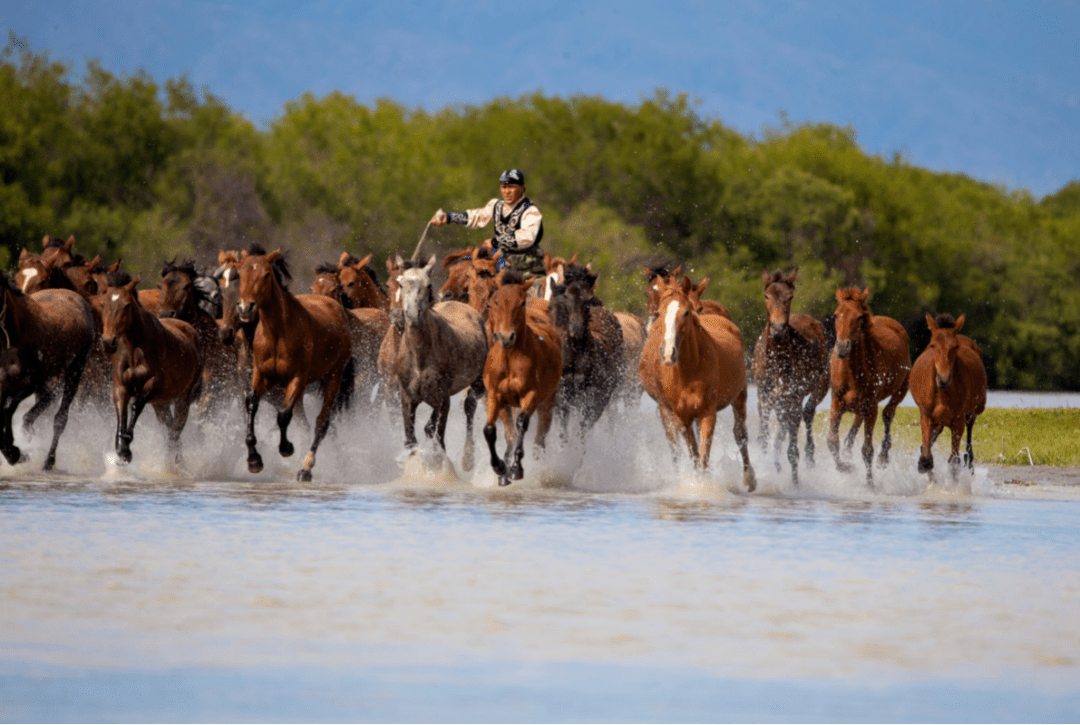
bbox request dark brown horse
[827,287,911,486]
[158,259,242,418]
[483,271,562,486]
[237,249,354,481]
[547,265,624,438]
[100,272,204,464]
[638,275,755,490]
[910,313,987,480]
[338,252,390,311]
[751,269,830,485]
[393,256,488,468]
[0,270,96,470]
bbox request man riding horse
[430,169,544,273]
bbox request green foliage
[3,36,1079,389]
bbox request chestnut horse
[0,270,96,470]
[483,271,562,486]
[394,256,488,468]
[751,269,830,485]
[910,313,987,480]
[827,287,911,486]
[644,265,731,327]
[337,252,390,311]
[639,275,755,490]
[100,272,204,464]
[237,249,354,481]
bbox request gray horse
[394,255,488,470]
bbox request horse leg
[461,378,483,472]
[434,395,452,453]
[509,410,531,481]
[297,368,345,483]
[785,403,801,486]
[400,389,420,450]
[965,417,977,471]
[844,414,863,454]
[656,401,683,465]
[698,411,717,470]
[733,389,756,492]
[803,380,828,467]
[118,391,151,463]
[244,390,264,473]
[21,384,55,438]
[533,397,556,454]
[948,424,964,480]
[1,390,30,465]
[678,414,701,468]
[772,404,788,473]
[483,396,508,482]
[861,406,878,488]
[918,413,935,477]
[276,379,307,459]
[44,348,92,470]
[827,400,852,474]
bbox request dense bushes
[3,36,1078,389]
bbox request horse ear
[339,251,351,267]
[386,256,397,274]
[127,275,141,292]
[109,260,122,274]
[19,248,29,264]
[585,262,592,272]
[569,252,578,266]
[424,254,437,274]
[835,286,844,302]
[861,287,870,301]
[63,235,75,253]
[925,313,936,331]
[395,254,404,267]
[671,265,682,279]
[41,234,50,248]
[680,276,693,294]
[590,271,600,290]
[954,314,965,332]
[358,253,373,269]
[266,249,281,263]
[787,268,798,285]
[761,270,771,286]
[695,277,708,295]
[87,255,101,268]
[544,252,553,271]
[218,250,229,265]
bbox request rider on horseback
[430,169,544,272]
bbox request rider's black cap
[499,169,525,186]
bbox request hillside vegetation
[3,36,1079,389]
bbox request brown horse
[237,249,354,481]
[910,313,987,480]
[158,259,242,418]
[0,270,96,470]
[393,256,488,468]
[483,271,562,486]
[751,269,830,485]
[639,275,755,490]
[338,252,390,311]
[40,234,76,268]
[644,265,730,326]
[827,287,911,486]
[100,272,204,464]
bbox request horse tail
[330,356,356,414]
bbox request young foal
[237,249,354,481]
[100,273,204,465]
[639,275,755,490]
[751,269,830,485]
[394,256,488,468]
[483,271,562,486]
[0,271,96,470]
[827,287,911,486]
[910,313,987,480]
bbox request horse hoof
[279,441,295,458]
[498,475,512,487]
[491,460,506,476]
[917,456,933,474]
[248,457,264,474]
[297,469,312,482]
[509,464,524,481]
[2,446,21,466]
[43,457,55,472]
[461,453,474,473]
[118,449,132,464]
[744,469,757,493]
[836,461,853,474]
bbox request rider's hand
[430,210,447,226]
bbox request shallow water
[2,394,1079,722]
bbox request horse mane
[106,270,134,288]
[934,313,957,329]
[161,258,198,279]
[500,269,526,286]
[43,235,67,250]
[315,262,339,275]
[245,243,267,257]
[647,263,675,280]
[764,269,794,287]
[836,287,868,305]
[0,269,24,297]
[563,265,596,287]
[400,259,426,271]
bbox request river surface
[2,394,1079,722]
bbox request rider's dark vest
[493,198,543,254]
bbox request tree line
[3,34,1078,390]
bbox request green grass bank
[807,408,1080,467]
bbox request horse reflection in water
[911,313,987,481]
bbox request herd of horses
[1,234,988,489]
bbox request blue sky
[4,0,1078,196]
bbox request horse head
[656,275,696,367]
[237,247,289,323]
[487,270,535,350]
[338,252,388,311]
[41,234,76,268]
[644,264,681,327]
[833,286,871,360]
[216,251,245,345]
[158,259,199,320]
[548,265,597,343]
[437,246,481,303]
[311,263,346,307]
[926,312,965,389]
[398,255,437,326]
[15,250,54,295]
[386,255,404,309]
[100,272,141,355]
[762,268,798,339]
[542,252,578,301]
[60,255,102,298]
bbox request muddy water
[2,395,1079,721]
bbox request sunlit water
[2,391,1078,722]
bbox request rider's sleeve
[458,199,498,229]
[509,205,542,250]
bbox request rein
[0,294,10,349]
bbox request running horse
[393,256,487,469]
[910,313,987,480]
[0,270,96,470]
[100,272,204,465]
[827,286,911,486]
[751,269,830,485]
[237,249,354,481]
[483,270,562,486]
[638,275,755,490]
